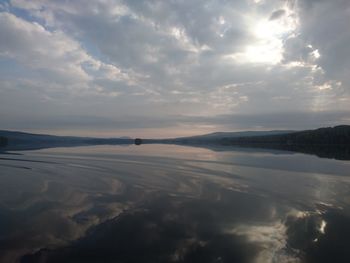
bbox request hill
[142,125,350,160]
[219,125,350,146]
[0,130,133,151]
[169,130,295,143]
[0,136,8,147]
[149,126,349,146]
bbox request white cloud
[0,11,141,96]
[228,222,300,263]
[0,0,349,135]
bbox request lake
[1,144,350,263]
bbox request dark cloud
[269,9,286,20]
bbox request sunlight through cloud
[227,2,299,65]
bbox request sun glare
[244,42,283,64]
[228,4,299,65]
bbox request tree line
[0,136,8,147]
[220,125,350,145]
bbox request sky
[0,0,349,138]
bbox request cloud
[0,11,142,94]
[0,0,349,136]
[269,9,286,20]
[1,110,349,138]
[0,12,88,82]
[284,0,350,88]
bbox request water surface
[0,144,350,263]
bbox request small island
[134,138,143,145]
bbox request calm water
[1,144,350,263]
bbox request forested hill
[0,136,7,147]
[151,125,350,160]
[176,130,295,141]
[219,125,350,146]
[0,130,133,151]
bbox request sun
[227,4,299,65]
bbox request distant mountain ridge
[219,125,350,146]
[0,130,133,150]
[152,126,350,145]
[174,130,295,141]
[1,126,350,156]
[0,136,7,147]
[0,130,132,141]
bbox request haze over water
[1,144,350,263]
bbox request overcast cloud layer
[0,0,349,137]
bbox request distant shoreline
[1,125,350,160]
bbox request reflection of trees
[221,144,350,160]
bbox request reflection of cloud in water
[0,145,350,262]
[26,191,347,263]
[0,158,134,261]
[283,206,350,263]
[21,191,269,262]
[228,222,299,263]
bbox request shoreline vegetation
[144,125,350,160]
[0,130,133,151]
[0,136,8,147]
[1,125,349,159]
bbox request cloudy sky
[0,0,349,137]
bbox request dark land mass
[0,136,8,147]
[1,125,350,159]
[0,130,133,151]
[172,129,296,141]
[143,125,350,160]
